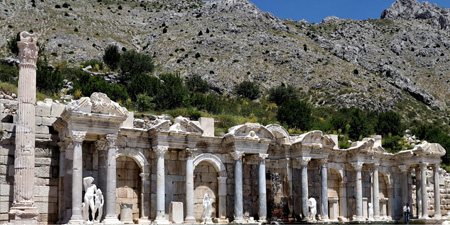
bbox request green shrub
[234,81,260,100]
[382,136,402,153]
[277,99,312,131]
[103,45,121,70]
[127,73,160,100]
[136,94,155,112]
[7,32,20,56]
[348,108,369,140]
[0,62,18,84]
[267,84,298,105]
[71,72,128,102]
[36,59,64,94]
[82,60,104,71]
[376,111,403,137]
[119,50,154,82]
[154,73,187,110]
[186,75,209,93]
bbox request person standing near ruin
[403,203,410,224]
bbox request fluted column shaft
[258,154,268,222]
[415,167,422,218]
[217,177,227,220]
[10,31,40,223]
[185,148,196,223]
[319,159,329,220]
[230,151,245,223]
[154,146,169,223]
[420,163,428,218]
[373,165,380,220]
[433,165,441,219]
[299,157,311,220]
[69,131,86,223]
[139,173,150,221]
[352,162,363,221]
[104,134,121,224]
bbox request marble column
[420,163,428,219]
[351,162,364,221]
[319,159,329,220]
[10,31,40,224]
[299,157,311,221]
[230,151,245,223]
[433,165,441,219]
[399,165,408,221]
[258,153,268,222]
[217,177,228,222]
[185,148,196,223]
[63,141,74,223]
[57,142,66,224]
[139,173,151,224]
[104,134,121,224]
[373,164,380,220]
[415,167,422,218]
[95,138,107,221]
[339,182,348,219]
[69,131,87,223]
[286,158,294,218]
[154,146,170,224]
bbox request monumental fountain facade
[0,32,448,224]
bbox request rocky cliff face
[0,0,450,118]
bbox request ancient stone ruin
[1,32,449,225]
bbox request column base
[9,205,39,225]
[153,218,171,224]
[202,218,214,224]
[233,218,246,224]
[103,216,123,224]
[214,218,229,223]
[138,217,152,224]
[184,217,196,224]
[68,218,85,225]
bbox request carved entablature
[18,31,39,67]
[226,123,274,141]
[168,116,203,134]
[64,92,128,117]
[265,124,290,145]
[291,130,335,150]
[408,141,445,157]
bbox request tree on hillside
[234,81,260,100]
[127,73,160,101]
[268,84,298,106]
[277,99,312,131]
[103,45,121,70]
[154,73,187,110]
[119,50,154,82]
[348,108,369,140]
[186,74,209,93]
[376,111,403,137]
[7,32,20,56]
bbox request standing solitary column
[299,157,311,221]
[352,162,364,221]
[420,163,428,219]
[258,153,268,222]
[154,146,170,224]
[319,159,329,220]
[415,167,422,218]
[9,31,40,224]
[373,164,380,220]
[185,148,196,223]
[69,131,86,223]
[230,151,245,223]
[104,134,121,224]
[433,164,441,219]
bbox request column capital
[419,162,428,170]
[297,157,311,166]
[398,164,409,172]
[351,162,364,171]
[185,148,196,158]
[153,145,169,156]
[18,31,39,67]
[433,164,440,170]
[70,130,86,143]
[257,153,268,162]
[318,159,328,167]
[95,138,107,151]
[217,176,227,183]
[230,151,245,160]
[140,173,150,181]
[105,133,118,147]
[58,139,74,152]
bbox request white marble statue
[202,193,213,222]
[82,176,104,222]
[94,189,104,222]
[368,203,374,221]
[308,197,317,221]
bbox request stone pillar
[154,146,170,224]
[63,141,74,223]
[69,131,87,223]
[57,142,66,224]
[373,164,380,220]
[318,159,329,220]
[420,163,428,219]
[299,157,311,221]
[339,181,347,219]
[217,177,228,222]
[9,31,40,224]
[433,165,441,219]
[286,158,294,218]
[139,173,151,224]
[351,162,364,221]
[415,167,422,218]
[95,138,107,221]
[185,148,196,223]
[230,151,245,223]
[258,153,268,222]
[104,134,121,224]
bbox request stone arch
[328,162,344,181]
[116,148,150,174]
[266,124,290,144]
[193,153,227,177]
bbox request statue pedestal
[120,203,134,224]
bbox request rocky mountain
[0,0,449,121]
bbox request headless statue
[202,193,213,221]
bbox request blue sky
[248,0,450,23]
